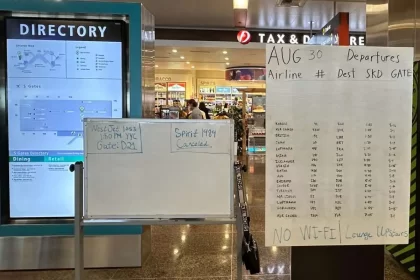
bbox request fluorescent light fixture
[233,0,249,9]
[180,56,185,59]
[223,51,228,54]
[191,66,195,69]
[186,61,190,64]
[172,49,178,53]
[225,57,229,61]
[226,62,230,65]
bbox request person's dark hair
[224,103,228,109]
[187,99,198,108]
[199,102,207,111]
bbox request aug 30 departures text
[266,45,412,81]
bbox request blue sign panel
[216,86,231,94]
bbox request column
[366,0,417,275]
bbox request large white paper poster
[265,45,413,246]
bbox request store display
[168,82,186,106]
[199,85,215,93]
[248,111,266,154]
[155,82,167,107]
[160,105,180,119]
[252,96,266,112]
[6,18,125,218]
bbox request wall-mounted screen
[6,18,125,218]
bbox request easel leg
[236,208,243,280]
[74,162,84,280]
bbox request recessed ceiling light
[225,57,229,61]
[226,62,230,65]
[191,66,195,69]
[180,56,185,59]
[223,51,228,54]
[155,65,159,67]
[172,49,178,53]
[186,61,190,64]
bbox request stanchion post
[236,207,243,280]
[234,161,244,280]
[72,162,84,280]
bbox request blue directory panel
[6,18,124,218]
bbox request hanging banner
[265,44,413,246]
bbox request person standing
[199,102,211,119]
[187,99,204,119]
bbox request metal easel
[71,161,249,280]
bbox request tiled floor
[0,155,415,280]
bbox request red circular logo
[237,30,251,44]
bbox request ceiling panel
[247,0,365,31]
[139,0,235,28]
[155,45,265,71]
[95,0,367,32]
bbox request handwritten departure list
[265,45,413,246]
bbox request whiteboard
[83,118,234,219]
[265,45,413,246]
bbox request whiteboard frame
[83,118,235,219]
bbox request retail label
[168,82,186,92]
[265,45,413,246]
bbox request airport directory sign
[6,18,125,218]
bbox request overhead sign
[265,44,413,246]
[245,31,364,46]
[155,28,366,46]
[156,76,171,82]
[7,18,122,42]
[19,23,107,38]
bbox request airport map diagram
[8,41,67,77]
[11,48,65,72]
[7,39,122,147]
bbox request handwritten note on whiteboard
[85,121,142,154]
[170,123,231,154]
[265,45,413,246]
